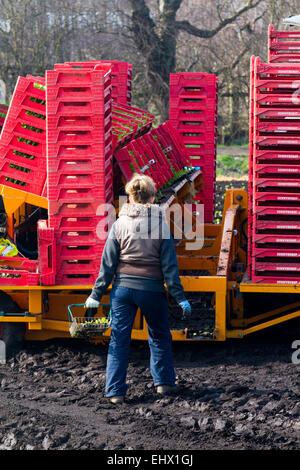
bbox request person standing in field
[85,174,191,404]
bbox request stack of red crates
[111,103,154,151]
[249,56,300,283]
[64,60,132,106]
[38,63,113,285]
[268,24,300,63]
[114,121,190,190]
[0,76,47,196]
[169,72,218,223]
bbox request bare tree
[127,0,265,121]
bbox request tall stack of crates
[248,56,300,283]
[169,72,218,222]
[38,63,113,285]
[0,76,47,196]
[268,24,300,63]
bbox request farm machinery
[1,24,300,353]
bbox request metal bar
[227,309,300,338]
[231,300,300,327]
[217,205,238,277]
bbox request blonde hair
[125,174,156,204]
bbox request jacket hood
[117,203,168,237]
[119,203,164,218]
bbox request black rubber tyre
[0,291,26,359]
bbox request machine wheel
[0,291,26,359]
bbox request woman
[85,174,191,404]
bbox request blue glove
[179,300,191,318]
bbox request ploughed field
[0,180,299,451]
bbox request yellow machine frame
[1,182,300,343]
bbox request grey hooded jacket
[90,203,186,304]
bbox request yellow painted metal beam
[0,184,48,212]
[240,282,300,294]
[227,309,300,338]
[0,315,41,323]
[230,301,300,327]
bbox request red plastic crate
[4,108,46,132]
[251,260,300,283]
[55,243,105,262]
[255,93,300,106]
[255,136,300,147]
[55,271,100,286]
[47,140,111,160]
[268,24,300,40]
[0,132,46,158]
[47,113,111,131]
[255,165,300,178]
[254,58,300,76]
[170,85,217,99]
[38,220,56,285]
[48,199,108,217]
[169,97,218,111]
[64,60,132,76]
[0,270,39,286]
[46,84,111,102]
[0,144,46,171]
[47,152,112,175]
[134,137,173,182]
[46,127,111,145]
[0,257,38,272]
[169,107,216,122]
[255,220,300,232]
[150,127,183,172]
[254,192,300,207]
[55,257,102,273]
[255,179,300,192]
[47,169,112,190]
[47,98,111,117]
[170,72,217,86]
[254,233,300,247]
[169,120,215,134]
[254,149,300,164]
[269,54,300,63]
[61,61,132,106]
[255,78,300,92]
[48,213,111,230]
[0,161,46,193]
[255,207,300,219]
[252,247,300,260]
[46,66,111,86]
[256,108,300,120]
[256,122,300,134]
[54,228,102,246]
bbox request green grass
[216,153,248,177]
[217,143,249,149]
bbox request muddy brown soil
[0,180,299,451]
[0,327,299,451]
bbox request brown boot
[156,385,177,395]
[109,395,124,404]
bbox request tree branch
[175,0,263,39]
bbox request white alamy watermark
[0,339,6,364]
[95,197,205,251]
[291,340,300,364]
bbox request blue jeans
[105,286,176,397]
